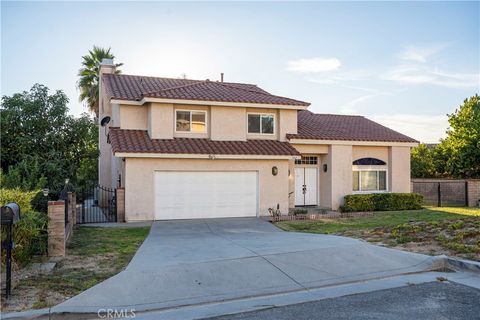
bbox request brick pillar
[116,188,125,222]
[48,201,66,257]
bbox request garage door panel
[155,171,258,220]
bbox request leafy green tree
[77,46,122,116]
[411,144,436,178]
[1,84,99,190]
[440,95,480,178]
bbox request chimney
[220,73,224,82]
[99,58,115,75]
[98,58,115,119]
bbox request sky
[2,1,479,143]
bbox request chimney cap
[101,58,114,66]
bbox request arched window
[352,158,386,166]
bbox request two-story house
[98,59,418,221]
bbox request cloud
[307,69,372,86]
[383,64,479,88]
[385,43,479,88]
[397,43,448,63]
[368,114,448,143]
[339,92,387,114]
[286,57,341,73]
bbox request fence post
[464,181,468,207]
[437,183,441,207]
[116,188,125,222]
[48,201,66,257]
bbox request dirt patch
[1,253,122,312]
[337,218,480,261]
[1,226,149,313]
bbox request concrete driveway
[55,218,438,314]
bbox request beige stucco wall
[290,144,411,210]
[124,158,290,221]
[329,145,353,210]
[148,103,174,139]
[352,146,388,162]
[141,103,291,141]
[319,154,331,208]
[388,146,411,192]
[291,144,329,154]
[211,106,246,141]
[120,105,148,130]
[279,109,297,141]
[288,159,295,208]
[98,65,114,188]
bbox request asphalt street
[205,281,480,320]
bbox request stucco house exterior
[98,59,418,221]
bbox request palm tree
[78,46,123,116]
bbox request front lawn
[1,226,150,312]
[275,207,480,261]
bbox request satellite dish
[100,116,111,127]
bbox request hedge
[340,193,423,213]
[0,188,48,267]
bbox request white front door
[154,171,258,220]
[294,168,318,206]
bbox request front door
[294,168,318,206]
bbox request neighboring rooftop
[109,128,301,156]
[287,110,418,143]
[103,74,310,107]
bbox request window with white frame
[353,170,387,192]
[247,114,274,134]
[176,110,207,133]
[295,156,318,165]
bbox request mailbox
[1,203,21,225]
[1,202,21,299]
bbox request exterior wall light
[42,188,49,197]
[272,166,278,176]
[323,164,328,172]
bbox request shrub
[1,188,48,267]
[0,188,38,212]
[293,209,308,215]
[340,193,423,212]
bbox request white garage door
[154,171,258,220]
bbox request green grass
[68,226,150,256]
[275,207,480,234]
[16,226,150,308]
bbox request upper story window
[176,110,207,133]
[248,114,274,135]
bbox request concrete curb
[3,256,478,320]
[1,308,50,320]
[429,255,480,274]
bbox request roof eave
[110,97,309,110]
[288,138,419,147]
[114,152,300,160]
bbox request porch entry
[294,168,318,206]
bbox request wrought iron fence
[76,184,117,224]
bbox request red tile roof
[103,74,310,107]
[288,111,418,143]
[109,128,300,156]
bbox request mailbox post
[1,202,21,298]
